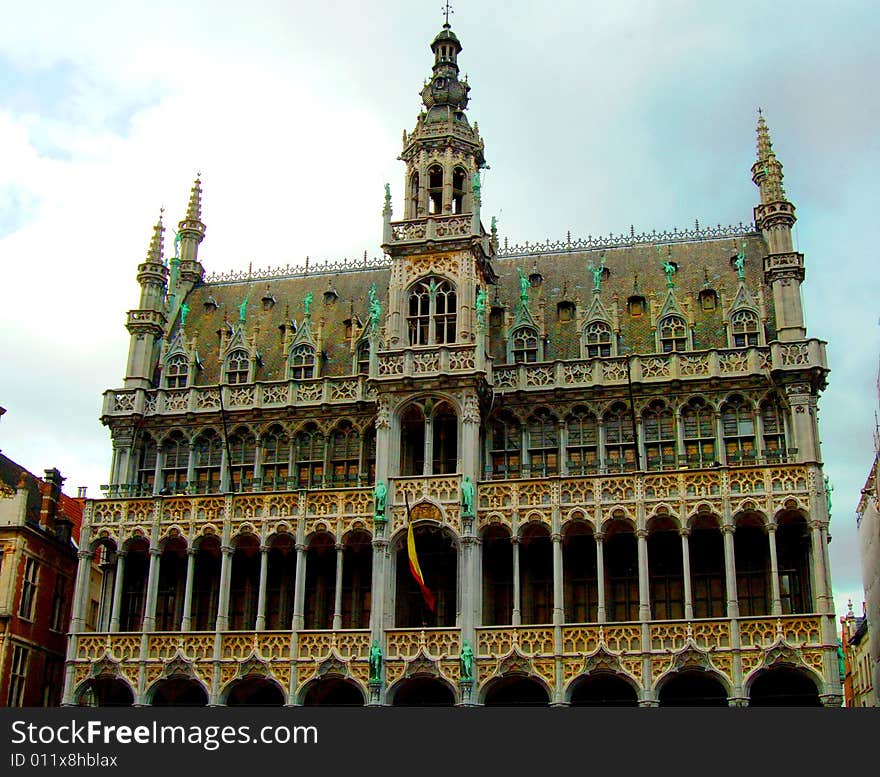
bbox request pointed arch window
[193,430,223,493]
[228,429,256,491]
[294,424,325,488]
[135,435,158,495]
[160,431,189,494]
[584,320,613,358]
[488,414,521,479]
[760,395,787,462]
[362,425,376,485]
[604,402,636,472]
[226,349,250,384]
[289,344,316,380]
[512,325,539,363]
[260,425,290,490]
[642,400,676,470]
[165,354,189,389]
[356,340,370,375]
[527,409,558,477]
[658,315,688,353]
[682,397,716,467]
[566,407,598,475]
[427,164,443,214]
[721,395,756,464]
[730,309,760,348]
[452,167,466,213]
[407,277,457,346]
[330,421,360,485]
[409,171,420,217]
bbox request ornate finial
[442,0,453,28]
[147,208,165,263]
[186,174,203,221]
[588,254,606,293]
[735,241,746,280]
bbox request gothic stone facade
[63,23,840,708]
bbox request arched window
[330,422,360,485]
[362,425,376,485]
[730,309,760,347]
[643,400,676,470]
[452,167,466,214]
[432,401,458,475]
[566,407,598,475]
[407,277,457,346]
[289,344,316,380]
[228,428,256,491]
[488,414,521,479]
[135,435,158,495]
[193,430,223,493]
[356,340,370,375]
[294,424,325,488]
[721,396,756,464]
[658,315,688,353]
[260,425,290,490]
[682,397,716,467]
[226,349,250,384]
[604,402,636,472]
[427,164,443,214]
[165,354,189,389]
[409,171,420,217]
[584,321,613,358]
[527,410,558,477]
[400,405,426,476]
[511,326,539,363]
[761,395,787,462]
[160,431,189,494]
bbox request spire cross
[442,1,453,27]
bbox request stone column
[256,544,270,631]
[180,548,196,631]
[595,532,606,623]
[423,417,433,475]
[809,520,831,614]
[109,551,127,632]
[292,542,308,631]
[715,413,726,465]
[511,536,521,626]
[332,543,345,630]
[552,532,564,625]
[680,529,693,620]
[722,525,740,619]
[70,549,94,633]
[142,548,161,632]
[637,530,650,621]
[215,544,233,632]
[369,530,389,639]
[767,524,782,616]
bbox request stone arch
[482,522,513,626]
[567,672,639,707]
[147,676,209,707]
[393,521,458,628]
[563,519,598,624]
[734,508,771,617]
[481,674,551,706]
[75,675,135,707]
[656,669,729,707]
[688,511,726,618]
[222,675,286,706]
[389,675,457,706]
[518,521,552,625]
[746,665,822,706]
[603,516,638,622]
[300,676,366,706]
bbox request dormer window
[658,315,688,353]
[557,301,575,322]
[730,309,760,348]
[512,325,539,363]
[226,349,250,384]
[289,344,316,380]
[204,296,219,312]
[699,289,718,311]
[628,295,646,317]
[584,321,613,358]
[165,354,189,389]
[356,340,370,375]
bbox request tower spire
[186,173,203,222]
[752,110,786,202]
[146,208,165,264]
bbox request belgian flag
[405,495,435,612]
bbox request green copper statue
[491,215,497,233]
[475,286,488,332]
[369,640,383,683]
[180,301,190,328]
[368,283,382,331]
[517,268,529,305]
[824,475,833,517]
[373,480,387,517]
[303,292,313,318]
[173,229,182,259]
[589,255,606,293]
[461,475,475,517]
[661,252,676,288]
[460,640,474,683]
[472,171,481,205]
[734,241,746,280]
[238,297,249,322]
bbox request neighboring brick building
[64,19,840,707]
[841,601,875,707]
[0,454,84,706]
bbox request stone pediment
[91,653,123,679]
[761,640,801,670]
[497,646,534,677]
[671,640,711,672]
[237,650,271,679]
[316,650,350,678]
[405,647,440,678]
[162,650,198,680]
[582,645,623,675]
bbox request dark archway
[77,677,134,707]
[563,522,598,623]
[301,678,365,706]
[156,537,186,631]
[225,677,285,706]
[304,533,336,629]
[266,533,297,630]
[749,667,821,706]
[647,515,684,620]
[119,537,149,631]
[150,677,209,706]
[192,534,221,631]
[395,523,457,628]
[482,525,513,625]
[658,671,728,707]
[341,529,372,629]
[604,519,638,622]
[520,523,552,625]
[734,514,770,617]
[569,674,638,707]
[229,533,261,630]
[483,676,549,706]
[689,514,726,619]
[392,677,455,706]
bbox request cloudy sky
[0,1,877,619]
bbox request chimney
[40,468,64,532]
[77,486,87,499]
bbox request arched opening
[682,397,717,467]
[483,676,549,706]
[482,525,512,625]
[260,425,290,491]
[228,428,257,491]
[604,519,638,622]
[760,396,788,462]
[288,344,316,381]
[526,409,558,478]
[689,514,726,619]
[119,537,149,632]
[150,677,209,707]
[647,515,684,620]
[362,425,376,485]
[658,671,728,707]
[566,408,599,475]
[156,537,186,631]
[520,523,552,625]
[159,431,188,495]
[730,309,759,348]
[229,533,260,630]
[294,423,325,489]
[451,167,466,213]
[487,412,521,479]
[225,677,285,706]
[225,348,250,384]
[643,401,676,471]
[569,674,638,707]
[329,421,360,486]
[564,522,598,623]
[721,395,756,465]
[658,314,688,353]
[400,405,426,476]
[77,677,134,707]
[432,401,458,475]
[192,534,221,631]
[341,529,372,629]
[603,403,637,472]
[776,513,812,614]
[407,277,457,346]
[749,667,821,706]
[583,320,613,358]
[395,524,457,628]
[193,429,223,494]
[408,171,420,218]
[266,533,297,630]
[511,325,539,364]
[427,164,443,214]
[735,514,770,616]
[392,677,455,706]
[134,433,158,496]
[304,533,336,629]
[302,677,365,706]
